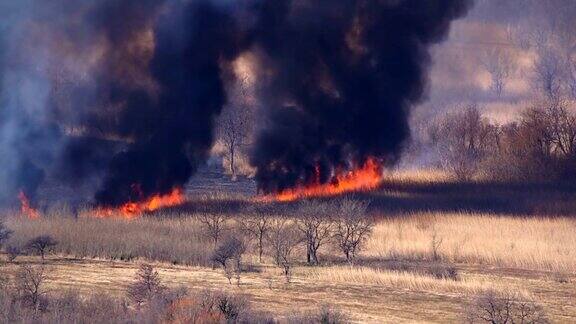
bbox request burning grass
[94,187,187,219]
[17,191,40,220]
[261,157,383,202]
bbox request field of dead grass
[2,178,576,322]
[4,216,214,266]
[365,213,576,273]
[1,254,574,323]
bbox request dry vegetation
[365,213,576,272]
[1,193,575,322]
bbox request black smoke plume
[95,1,252,206]
[250,0,473,193]
[0,0,471,208]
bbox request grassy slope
[2,256,575,323]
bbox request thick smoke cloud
[95,1,253,206]
[250,0,473,193]
[0,0,471,208]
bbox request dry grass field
[2,191,576,323]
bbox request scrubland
[1,185,576,322]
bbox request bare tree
[430,229,444,261]
[266,219,302,283]
[565,57,576,99]
[127,264,166,306]
[0,220,13,250]
[332,199,374,263]
[543,101,576,158]
[480,48,515,96]
[465,290,549,324]
[14,265,47,309]
[533,47,565,101]
[519,100,576,159]
[237,207,272,262]
[25,235,57,260]
[216,77,252,180]
[295,201,335,265]
[432,105,498,181]
[7,245,20,262]
[197,213,227,247]
[211,237,246,285]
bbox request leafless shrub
[533,47,565,101]
[267,219,302,283]
[465,290,549,324]
[484,99,576,182]
[426,263,459,281]
[480,48,516,96]
[431,104,499,181]
[0,220,13,250]
[6,245,20,262]
[0,289,131,323]
[197,213,227,247]
[216,292,248,321]
[176,290,252,323]
[288,305,349,324]
[127,264,166,306]
[295,200,335,265]
[211,236,246,285]
[25,235,58,260]
[430,230,444,261]
[237,207,272,262]
[13,265,48,310]
[332,199,373,262]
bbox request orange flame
[263,157,383,202]
[18,191,40,219]
[95,187,185,219]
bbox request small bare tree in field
[267,219,302,283]
[332,199,374,263]
[127,264,166,306]
[14,265,47,309]
[295,201,335,265]
[198,213,227,247]
[480,48,516,97]
[211,237,246,285]
[25,235,57,260]
[216,77,252,180]
[237,208,271,262]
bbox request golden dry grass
[301,266,505,296]
[2,255,574,323]
[4,216,214,265]
[386,168,450,183]
[365,213,576,273]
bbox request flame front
[95,187,185,219]
[18,191,40,219]
[265,157,383,202]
